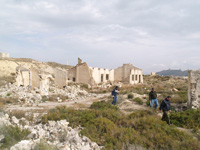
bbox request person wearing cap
[112,86,119,105]
[159,96,172,125]
[149,88,159,109]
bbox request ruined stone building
[0,57,143,95]
[0,52,9,58]
[68,58,114,85]
[15,66,66,95]
[188,70,200,109]
[68,58,143,85]
[114,64,143,84]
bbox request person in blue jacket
[159,96,172,125]
[112,86,119,105]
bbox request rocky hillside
[156,69,188,76]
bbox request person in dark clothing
[149,88,159,109]
[159,96,172,125]
[112,86,119,105]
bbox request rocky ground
[0,113,101,150]
[0,84,106,150]
[0,75,195,150]
[0,81,152,150]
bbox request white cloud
[0,0,200,73]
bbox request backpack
[111,89,115,96]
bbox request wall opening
[139,75,141,83]
[101,74,104,82]
[106,74,109,80]
[135,75,138,81]
[132,75,134,81]
[73,78,76,82]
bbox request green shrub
[133,97,143,105]
[0,126,30,149]
[48,94,69,102]
[90,101,118,110]
[41,102,200,150]
[80,84,89,89]
[127,94,134,99]
[170,108,200,129]
[41,96,49,102]
[146,100,150,106]
[33,140,58,150]
[7,93,12,97]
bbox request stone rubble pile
[0,114,101,150]
[0,84,92,106]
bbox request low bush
[170,108,200,129]
[146,100,150,106]
[42,102,200,150]
[41,96,49,102]
[33,140,58,150]
[7,93,12,97]
[48,94,69,102]
[9,110,26,119]
[0,96,19,105]
[132,97,143,105]
[90,101,118,111]
[127,94,134,99]
[80,83,89,89]
[0,125,30,149]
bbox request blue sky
[1,0,200,74]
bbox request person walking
[149,88,159,109]
[112,86,119,105]
[159,96,172,125]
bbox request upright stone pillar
[188,70,200,109]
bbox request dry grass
[0,96,19,105]
[0,76,15,86]
[47,62,73,69]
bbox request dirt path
[5,93,109,112]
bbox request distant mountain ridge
[156,69,188,76]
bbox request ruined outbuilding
[114,64,143,84]
[0,52,9,58]
[188,70,200,109]
[151,72,156,76]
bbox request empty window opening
[106,74,109,80]
[139,75,141,83]
[101,74,104,82]
[132,75,134,81]
[73,78,76,82]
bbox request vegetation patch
[132,97,143,105]
[170,108,200,130]
[90,101,118,110]
[127,93,134,99]
[0,125,30,149]
[42,102,200,150]
[33,140,58,150]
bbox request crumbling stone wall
[54,68,68,88]
[188,70,200,109]
[68,67,76,82]
[91,67,114,84]
[16,67,31,87]
[76,63,94,85]
[30,67,40,89]
[39,74,52,95]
